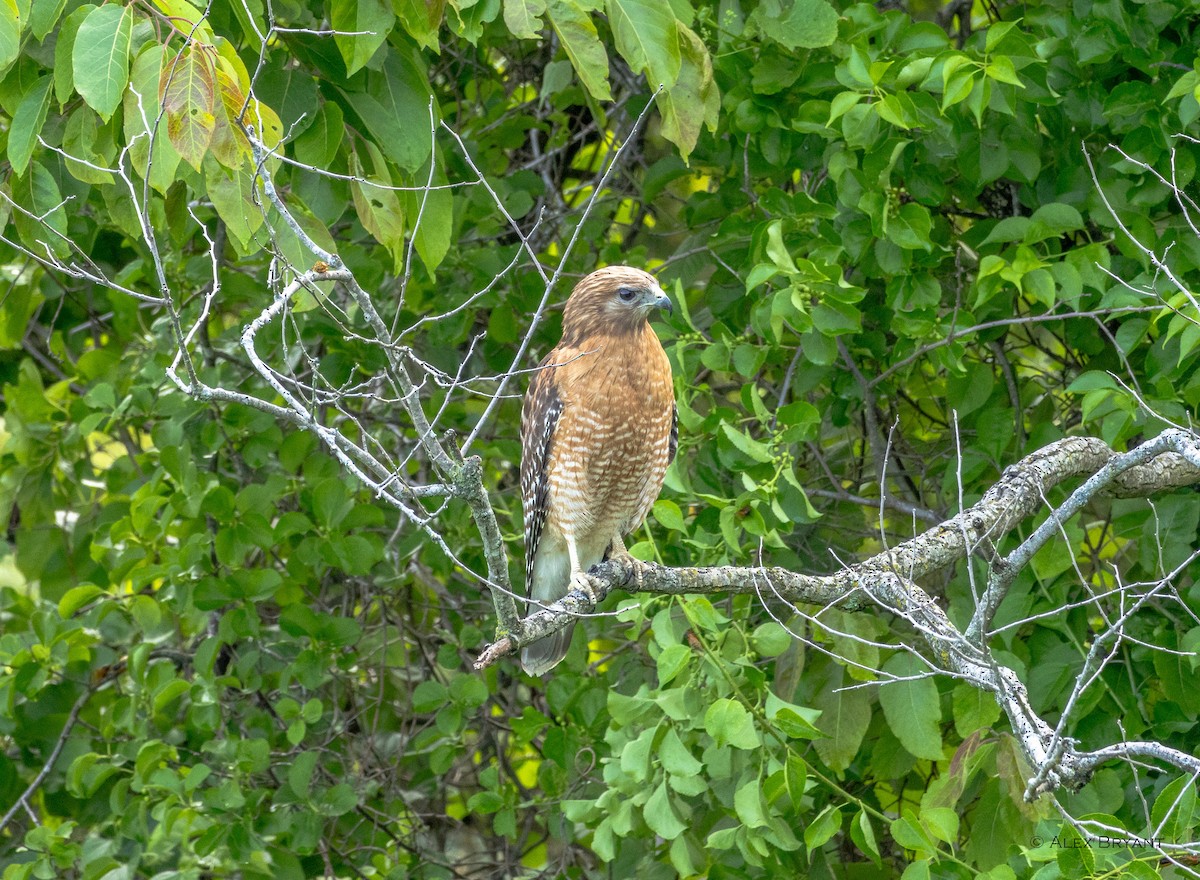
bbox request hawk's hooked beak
[650,287,673,317]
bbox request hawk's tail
[520,624,575,676]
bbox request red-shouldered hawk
[520,266,678,676]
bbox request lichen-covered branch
[476,429,1200,798]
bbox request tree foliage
[2,0,1200,877]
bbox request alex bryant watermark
[1029,834,1168,849]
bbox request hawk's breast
[545,332,674,542]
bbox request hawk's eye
[617,287,638,302]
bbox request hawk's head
[560,266,672,343]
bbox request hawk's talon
[569,571,599,605]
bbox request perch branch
[476,429,1200,799]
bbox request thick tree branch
[477,429,1200,798]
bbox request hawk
[520,266,678,676]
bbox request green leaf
[73,4,133,119]
[878,654,944,761]
[751,621,790,657]
[759,0,839,50]
[643,781,687,839]
[658,727,702,776]
[982,216,1030,245]
[124,44,182,194]
[942,69,975,110]
[294,101,345,167]
[344,51,436,173]
[902,860,931,880]
[31,0,67,41]
[545,0,612,101]
[655,643,691,685]
[350,144,405,269]
[9,76,53,176]
[152,0,216,42]
[829,90,865,124]
[467,790,504,813]
[652,499,685,531]
[289,751,319,798]
[1026,202,1084,241]
[1166,69,1200,101]
[721,423,773,463]
[1151,775,1196,838]
[983,19,1019,52]
[58,584,105,618]
[890,814,935,857]
[12,161,70,259]
[449,673,488,707]
[887,202,933,251]
[503,0,545,39]
[606,0,680,89]
[320,783,359,816]
[395,0,445,49]
[766,219,797,272]
[403,156,454,274]
[766,692,821,739]
[920,806,959,844]
[704,698,759,749]
[784,754,807,809]
[206,162,263,253]
[812,673,871,771]
[734,779,769,828]
[153,679,190,713]
[851,810,880,865]
[412,680,447,712]
[952,682,1001,737]
[332,0,395,76]
[985,55,1024,87]
[804,804,842,851]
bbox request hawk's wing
[520,352,564,592]
[668,403,679,465]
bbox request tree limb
[476,429,1200,798]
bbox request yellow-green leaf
[704,698,760,749]
[545,0,612,101]
[658,22,718,160]
[210,67,251,168]
[124,44,182,194]
[151,0,215,42]
[161,46,216,171]
[0,0,20,77]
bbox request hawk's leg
[605,533,633,562]
[565,539,599,605]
